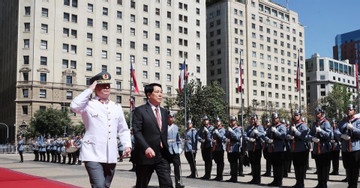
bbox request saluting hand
[89,80,97,90]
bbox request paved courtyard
[0,153,348,188]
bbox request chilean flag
[296,53,300,92]
[238,62,243,93]
[178,61,188,94]
[131,64,140,94]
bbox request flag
[178,61,188,94]
[238,62,243,93]
[296,53,300,92]
[131,64,140,94]
[356,60,359,90]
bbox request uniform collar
[93,96,110,104]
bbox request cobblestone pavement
[0,153,348,188]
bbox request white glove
[191,150,196,153]
[268,139,273,144]
[214,129,219,134]
[341,134,351,141]
[312,137,320,143]
[253,129,258,135]
[271,127,276,133]
[228,127,233,132]
[291,126,297,132]
[200,139,205,143]
[204,127,209,133]
[316,127,322,133]
[288,136,294,140]
[330,140,335,143]
[179,148,183,154]
[248,138,256,142]
[347,123,354,130]
[225,138,230,143]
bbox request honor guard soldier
[329,119,340,175]
[32,138,39,161]
[310,107,332,188]
[225,115,242,183]
[283,119,291,178]
[51,138,57,162]
[335,104,360,188]
[46,137,52,162]
[265,113,287,186]
[184,120,198,178]
[196,115,214,180]
[212,117,226,181]
[262,118,272,177]
[288,110,310,188]
[167,111,185,188]
[39,137,46,162]
[75,135,82,165]
[18,136,24,163]
[244,114,265,184]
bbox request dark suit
[133,103,173,188]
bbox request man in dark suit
[133,83,173,188]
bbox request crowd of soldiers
[176,104,360,188]
[29,135,83,165]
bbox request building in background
[333,29,360,65]
[206,0,306,117]
[306,53,356,105]
[0,0,206,144]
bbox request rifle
[316,121,321,154]
[347,117,352,152]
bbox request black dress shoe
[186,175,196,178]
[225,178,237,183]
[176,183,185,188]
[313,170,317,174]
[238,173,244,177]
[268,181,282,186]
[262,172,271,176]
[341,177,347,182]
[212,177,222,181]
[200,176,210,180]
[248,179,260,184]
[329,171,339,175]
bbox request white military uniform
[70,88,131,163]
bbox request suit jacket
[133,102,170,165]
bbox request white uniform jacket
[70,89,131,163]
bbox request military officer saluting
[184,120,198,178]
[70,71,131,188]
[310,107,332,188]
[335,104,360,188]
[288,110,309,188]
[196,115,214,180]
[211,117,226,181]
[225,115,242,183]
[244,114,265,184]
[265,113,287,186]
[167,111,185,188]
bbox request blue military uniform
[211,119,226,181]
[196,116,214,179]
[335,109,360,188]
[184,123,197,178]
[287,111,310,188]
[39,137,46,162]
[225,122,242,182]
[32,138,39,161]
[265,113,287,186]
[167,120,183,187]
[244,120,265,184]
[329,120,340,175]
[262,123,272,176]
[310,107,332,188]
[75,136,82,165]
[18,138,24,162]
[46,139,52,162]
[51,139,57,162]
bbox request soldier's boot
[213,163,223,181]
[262,161,271,176]
[283,162,288,177]
[251,164,261,184]
[314,166,323,188]
[62,156,66,164]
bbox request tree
[175,80,228,131]
[28,108,72,138]
[318,83,353,123]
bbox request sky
[271,0,360,58]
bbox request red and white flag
[238,62,243,93]
[178,61,188,94]
[131,64,140,94]
[296,53,300,92]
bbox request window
[87,33,93,41]
[40,89,46,98]
[167,74,171,81]
[40,56,47,65]
[66,91,73,99]
[71,14,77,23]
[24,23,30,32]
[102,22,108,30]
[23,72,29,81]
[71,29,77,38]
[117,25,122,33]
[72,0,78,7]
[155,8,160,15]
[62,59,69,68]
[22,89,29,98]
[143,71,148,78]
[40,40,47,49]
[88,3,93,12]
[25,7,31,16]
[86,63,92,71]
[63,28,69,37]
[102,65,107,72]
[66,76,72,84]
[103,7,108,16]
[116,67,121,75]
[87,18,93,27]
[116,96,122,103]
[155,59,160,67]
[70,45,76,54]
[22,106,28,115]
[86,48,92,56]
[102,50,107,59]
[117,11,122,19]
[42,8,48,17]
[24,56,29,64]
[116,53,122,61]
[102,36,108,44]
[24,39,30,49]
[70,60,76,69]
[143,57,148,65]
[116,39,122,47]
[130,41,135,49]
[41,24,48,33]
[155,72,160,80]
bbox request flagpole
[130,62,133,128]
[184,59,187,134]
[298,50,301,113]
[240,52,244,127]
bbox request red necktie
[155,108,163,148]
